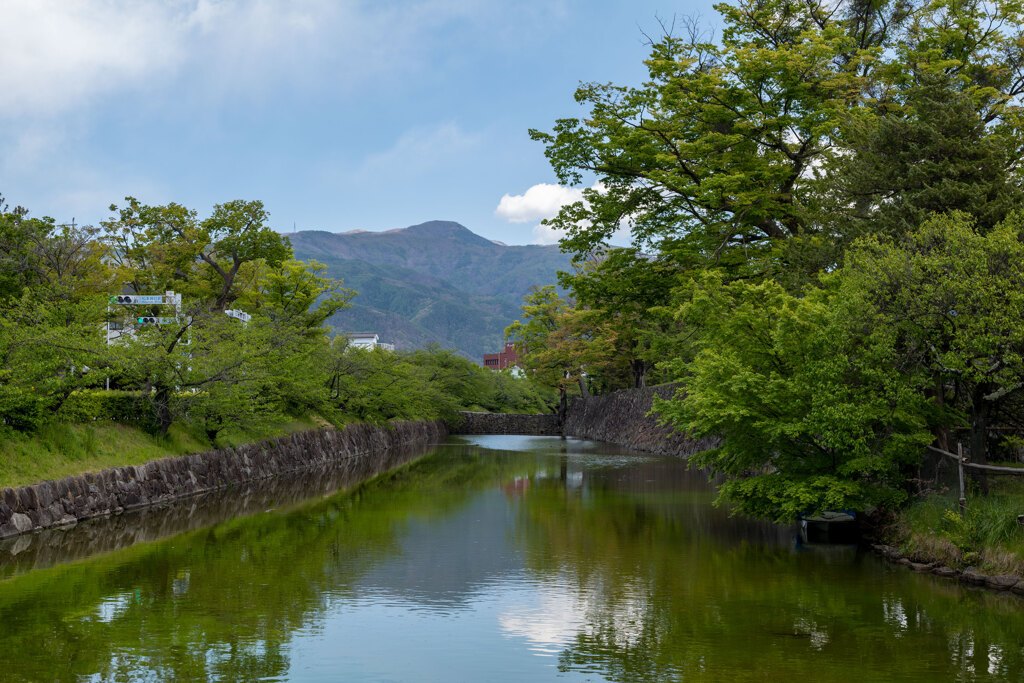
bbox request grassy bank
[887,477,1024,576]
[0,416,326,489]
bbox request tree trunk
[632,359,648,389]
[577,375,590,398]
[932,373,950,453]
[152,385,174,436]
[969,386,991,494]
[556,387,568,427]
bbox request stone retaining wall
[871,543,1024,595]
[0,420,447,540]
[562,384,720,457]
[452,412,561,435]
[452,386,717,459]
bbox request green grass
[0,415,326,489]
[894,477,1024,574]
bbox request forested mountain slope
[289,221,572,359]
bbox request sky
[1,0,718,246]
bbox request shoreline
[0,420,447,540]
[868,542,1024,595]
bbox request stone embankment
[870,544,1024,596]
[563,384,720,457]
[453,412,561,435]
[0,420,447,540]
[451,385,717,459]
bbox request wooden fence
[926,443,1024,519]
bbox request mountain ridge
[289,221,572,360]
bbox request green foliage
[322,342,554,425]
[656,213,1024,520]
[505,286,590,420]
[838,212,1024,466]
[531,0,879,266]
[534,0,1024,283]
[56,391,151,423]
[559,247,695,390]
[836,73,1024,243]
[0,294,112,431]
[655,271,934,520]
[529,0,1024,523]
[102,197,292,310]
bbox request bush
[57,390,152,423]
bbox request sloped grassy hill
[289,221,572,360]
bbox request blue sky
[1,0,718,246]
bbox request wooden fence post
[957,441,967,517]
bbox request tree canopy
[522,0,1024,520]
[1,195,553,442]
[532,0,1024,276]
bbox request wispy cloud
[0,0,182,117]
[0,0,542,119]
[359,123,484,178]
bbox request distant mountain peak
[398,220,488,241]
[289,221,573,360]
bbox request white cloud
[495,182,621,246]
[0,0,525,119]
[530,222,564,245]
[495,183,585,223]
[0,1,184,117]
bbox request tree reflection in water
[0,436,1021,681]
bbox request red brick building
[483,342,518,370]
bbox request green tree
[560,247,695,389]
[654,271,934,521]
[657,212,1024,518]
[532,0,1024,277]
[837,212,1024,485]
[0,200,114,430]
[0,294,112,430]
[505,286,589,423]
[322,343,449,423]
[103,197,291,311]
[102,200,351,436]
[834,73,1024,245]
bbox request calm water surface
[1,435,1022,681]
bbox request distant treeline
[0,195,555,445]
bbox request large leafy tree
[834,73,1024,245]
[655,271,935,521]
[657,212,1024,518]
[102,199,350,436]
[0,199,114,429]
[838,212,1024,483]
[532,0,1024,277]
[103,197,291,311]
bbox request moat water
[0,435,1022,681]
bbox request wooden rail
[926,445,1024,474]
[926,443,1024,516]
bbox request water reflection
[0,441,435,580]
[0,435,1021,682]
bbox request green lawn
[894,475,1024,575]
[0,416,325,489]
